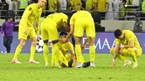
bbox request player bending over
[110,29,142,68]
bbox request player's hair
[114,29,122,38]
[59,32,68,36]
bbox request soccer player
[62,10,96,68]
[111,29,142,68]
[50,32,77,68]
[41,12,69,67]
[12,0,46,64]
[52,32,90,68]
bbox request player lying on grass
[110,29,142,68]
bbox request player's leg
[126,48,138,68]
[110,47,127,62]
[135,48,142,58]
[43,40,49,67]
[41,22,49,67]
[51,41,61,68]
[110,47,131,68]
[12,26,28,64]
[51,53,55,67]
[133,48,142,68]
[59,52,68,67]
[86,21,96,68]
[87,37,96,68]
[29,28,39,64]
[49,23,60,67]
[12,39,26,64]
[73,21,85,68]
[74,36,83,68]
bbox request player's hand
[111,59,116,69]
[24,29,28,35]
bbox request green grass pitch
[0,53,145,81]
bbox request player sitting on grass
[110,29,142,68]
[50,32,77,68]
[51,32,91,68]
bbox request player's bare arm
[62,21,70,32]
[123,40,134,48]
[63,24,74,43]
[112,44,119,68]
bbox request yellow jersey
[58,42,74,56]
[43,13,68,28]
[115,30,141,49]
[94,0,108,12]
[47,0,58,11]
[86,0,94,10]
[19,3,42,29]
[70,10,94,25]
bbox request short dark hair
[59,32,68,36]
[114,29,122,38]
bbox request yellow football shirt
[19,3,42,29]
[58,42,74,56]
[86,0,94,10]
[115,30,141,49]
[43,13,68,28]
[70,10,93,25]
[94,0,108,12]
[47,0,57,11]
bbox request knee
[32,41,37,46]
[19,41,26,47]
[110,48,115,55]
[127,48,135,53]
[31,38,37,46]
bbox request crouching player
[110,29,142,68]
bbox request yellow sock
[117,55,126,62]
[52,43,59,63]
[13,44,23,60]
[51,54,55,67]
[30,44,36,60]
[43,43,49,63]
[128,48,137,62]
[89,45,95,62]
[75,44,82,62]
[80,55,85,64]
